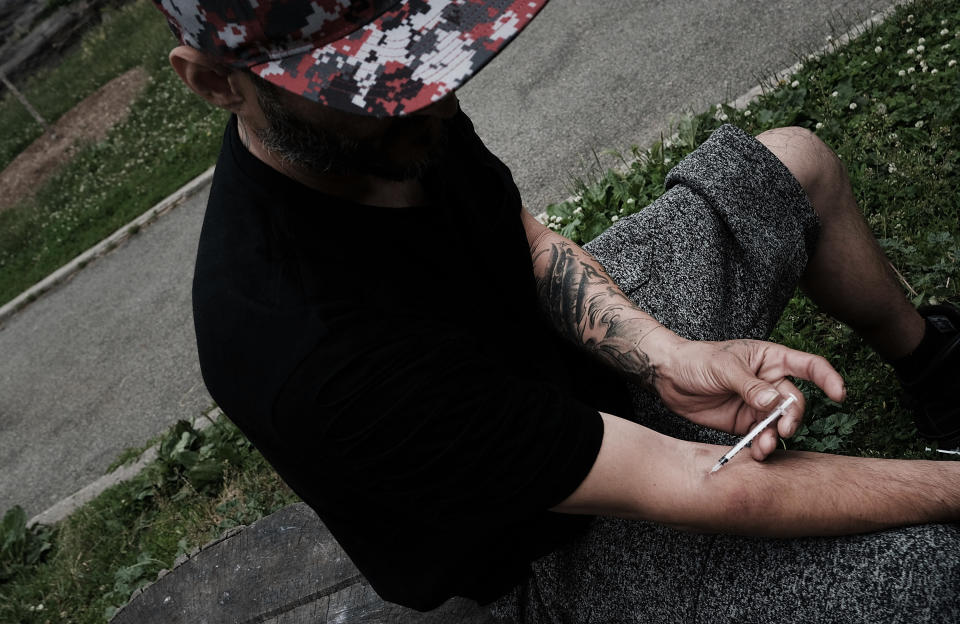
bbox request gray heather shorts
[586,123,819,447]
[490,125,960,623]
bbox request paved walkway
[0,0,893,517]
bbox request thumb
[727,365,782,412]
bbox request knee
[755,126,849,217]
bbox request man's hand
[653,339,847,460]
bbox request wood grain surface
[110,503,497,624]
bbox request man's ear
[169,46,246,112]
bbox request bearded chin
[253,91,447,182]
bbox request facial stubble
[251,78,449,182]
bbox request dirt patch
[0,65,150,211]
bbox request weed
[0,507,54,582]
[0,417,298,623]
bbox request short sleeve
[273,317,604,522]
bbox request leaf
[0,506,27,555]
[187,460,224,491]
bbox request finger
[773,379,805,440]
[750,426,780,461]
[776,347,846,403]
[747,379,805,461]
[724,362,786,414]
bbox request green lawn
[0,0,227,307]
[0,0,958,621]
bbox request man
[153,0,960,620]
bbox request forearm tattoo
[533,240,658,386]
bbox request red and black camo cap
[153,0,548,117]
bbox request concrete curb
[0,165,215,329]
[28,407,223,527]
[729,0,911,110]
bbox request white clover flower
[943,44,952,50]
[791,80,800,87]
[611,215,619,222]
[815,122,824,129]
[831,90,839,97]
[942,19,948,25]
[931,68,938,74]
[950,59,958,67]
[743,109,752,117]
[888,163,897,174]
[719,113,729,121]
[917,44,925,52]
[796,62,804,70]
[941,28,950,36]
[919,37,926,44]
[898,69,907,76]
[915,120,924,128]
[876,37,883,43]
[908,66,916,73]
[907,48,915,55]
[626,198,635,204]
[664,157,672,164]
[573,206,583,215]
[849,102,857,110]
[875,46,883,53]
[907,14,915,23]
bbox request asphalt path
[1,0,893,517]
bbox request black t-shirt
[193,112,624,610]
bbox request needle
[709,394,798,474]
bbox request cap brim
[248,0,548,117]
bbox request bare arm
[555,413,960,536]
[523,211,680,387]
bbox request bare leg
[756,127,924,361]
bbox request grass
[0,0,958,621]
[543,0,960,459]
[0,0,228,307]
[0,417,299,623]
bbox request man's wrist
[622,320,686,387]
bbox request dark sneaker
[901,303,960,450]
